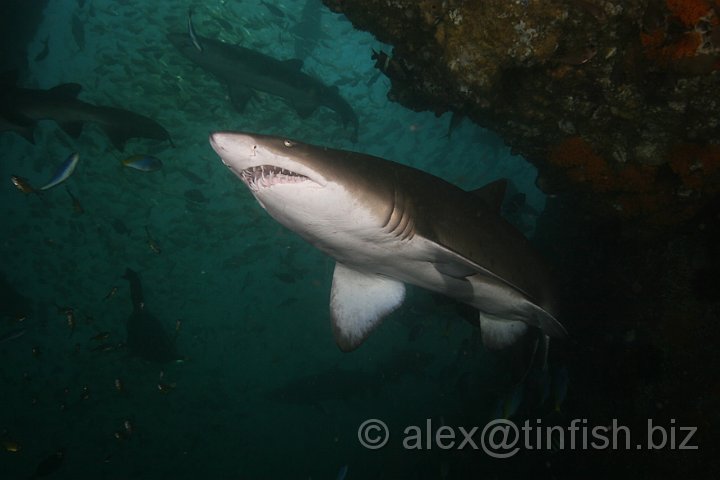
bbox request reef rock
[324,0,720,227]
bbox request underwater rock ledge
[323,0,720,228]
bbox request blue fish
[493,382,524,419]
[336,465,348,480]
[39,152,79,191]
[122,154,163,172]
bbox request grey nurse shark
[210,131,566,355]
[167,32,359,142]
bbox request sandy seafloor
[0,1,548,478]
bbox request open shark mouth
[240,165,310,191]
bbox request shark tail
[121,268,144,313]
[479,308,557,383]
[528,303,567,339]
[513,331,550,385]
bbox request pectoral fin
[292,101,316,118]
[330,263,405,352]
[479,312,528,350]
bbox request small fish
[61,307,76,334]
[104,286,118,300]
[90,331,110,342]
[157,382,176,394]
[2,440,20,453]
[35,36,50,61]
[494,383,524,420]
[114,378,124,392]
[556,45,598,66]
[31,448,65,478]
[336,464,348,480]
[65,308,77,333]
[121,154,162,172]
[39,152,80,191]
[145,226,161,254]
[171,319,182,343]
[10,175,37,194]
[122,419,133,436]
[91,343,115,352]
[187,7,203,52]
[261,1,285,18]
[0,327,26,345]
[65,186,83,214]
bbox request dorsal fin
[469,179,507,212]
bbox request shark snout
[208,132,227,153]
[209,133,231,168]
[210,131,265,175]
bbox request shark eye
[283,140,295,148]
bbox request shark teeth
[240,165,309,191]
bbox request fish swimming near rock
[38,152,79,191]
[186,7,202,52]
[121,154,163,172]
[10,175,37,194]
[210,131,566,366]
[167,32,359,142]
[122,268,178,363]
[0,73,173,150]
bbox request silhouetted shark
[122,268,178,363]
[167,32,358,142]
[0,74,173,150]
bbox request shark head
[209,132,396,262]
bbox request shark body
[122,268,178,363]
[210,131,566,353]
[167,33,358,142]
[0,78,172,150]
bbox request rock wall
[324,0,720,227]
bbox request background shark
[167,33,359,142]
[0,74,173,150]
[210,131,566,357]
[122,268,178,363]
